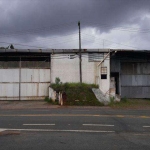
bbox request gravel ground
[0,101,59,110]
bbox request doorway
[110,72,119,94]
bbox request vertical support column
[78,21,82,83]
[49,54,51,84]
[119,59,121,97]
[19,57,21,101]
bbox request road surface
[0,107,150,150]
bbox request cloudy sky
[0,0,150,50]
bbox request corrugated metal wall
[0,69,19,100]
[0,69,50,100]
[121,62,150,98]
[20,69,50,100]
[0,59,50,100]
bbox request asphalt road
[0,107,150,150]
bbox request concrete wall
[51,54,97,84]
[99,54,110,94]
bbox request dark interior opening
[111,72,119,94]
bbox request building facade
[0,49,149,100]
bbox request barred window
[101,67,107,79]
[88,53,104,62]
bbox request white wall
[82,57,97,84]
[21,69,50,100]
[99,53,110,94]
[0,69,50,100]
[51,54,97,84]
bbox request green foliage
[121,97,127,103]
[109,96,115,105]
[50,82,102,106]
[0,47,6,49]
[44,97,52,103]
[10,44,14,49]
[55,77,61,85]
[44,97,58,105]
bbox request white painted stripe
[73,110,89,111]
[143,126,150,128]
[0,129,6,132]
[83,124,114,127]
[0,128,115,133]
[23,124,55,126]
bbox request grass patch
[109,98,150,109]
[44,97,59,105]
[50,82,103,106]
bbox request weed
[44,97,50,102]
[50,82,103,106]
[121,97,127,103]
[44,97,59,105]
[55,77,61,85]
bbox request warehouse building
[110,50,150,98]
[0,49,150,100]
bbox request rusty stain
[0,131,20,136]
[37,83,39,96]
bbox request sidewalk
[0,101,60,110]
[0,101,110,110]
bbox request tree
[0,47,5,49]
[10,44,14,49]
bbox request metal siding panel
[131,75,142,86]
[21,69,50,82]
[121,62,150,98]
[21,69,31,82]
[0,69,19,82]
[13,84,19,97]
[121,62,134,74]
[0,83,19,97]
[21,83,38,96]
[39,83,49,96]
[32,69,39,82]
[121,75,132,86]
[0,84,6,96]
[121,75,150,86]
[39,69,50,82]
[121,86,150,98]
[111,59,120,72]
[21,83,49,97]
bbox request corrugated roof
[0,48,150,53]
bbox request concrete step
[92,88,110,105]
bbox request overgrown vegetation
[109,98,150,109]
[50,79,103,106]
[44,97,59,105]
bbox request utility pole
[78,21,82,83]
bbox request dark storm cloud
[0,0,150,43]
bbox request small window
[101,74,107,79]
[101,67,107,79]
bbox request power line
[82,33,138,49]
[0,21,77,38]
